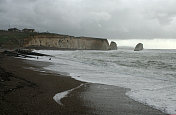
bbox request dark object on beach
[49,58,51,60]
[109,41,117,50]
[2,50,19,57]
[15,49,49,56]
[1,49,50,58]
[134,43,143,51]
[2,50,33,58]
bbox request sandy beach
[0,54,82,114]
[0,54,167,115]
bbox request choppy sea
[25,48,176,114]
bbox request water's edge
[23,49,176,114]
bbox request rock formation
[109,41,117,50]
[24,34,110,50]
[0,30,115,50]
[134,43,143,51]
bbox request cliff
[24,34,110,50]
[0,31,114,50]
[0,31,36,49]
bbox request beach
[0,54,82,114]
[0,54,167,115]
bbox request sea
[25,48,176,114]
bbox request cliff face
[24,34,110,50]
[0,31,112,50]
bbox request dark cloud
[0,0,176,39]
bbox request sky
[0,0,176,48]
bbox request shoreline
[0,54,167,114]
[0,54,83,114]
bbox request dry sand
[0,54,167,115]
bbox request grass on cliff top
[0,31,36,43]
[0,31,39,48]
[0,31,68,44]
[0,31,64,48]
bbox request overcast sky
[1,0,176,40]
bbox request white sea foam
[24,49,176,114]
[53,90,69,105]
[53,84,84,105]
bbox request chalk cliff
[24,34,110,50]
[0,31,113,50]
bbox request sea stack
[134,43,143,51]
[109,41,117,50]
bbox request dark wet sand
[0,55,82,114]
[0,54,167,115]
[69,84,167,115]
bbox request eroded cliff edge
[0,31,117,50]
[24,34,110,50]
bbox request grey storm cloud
[0,0,176,39]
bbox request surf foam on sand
[24,49,176,114]
[53,84,84,105]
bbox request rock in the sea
[134,43,143,51]
[109,41,117,50]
